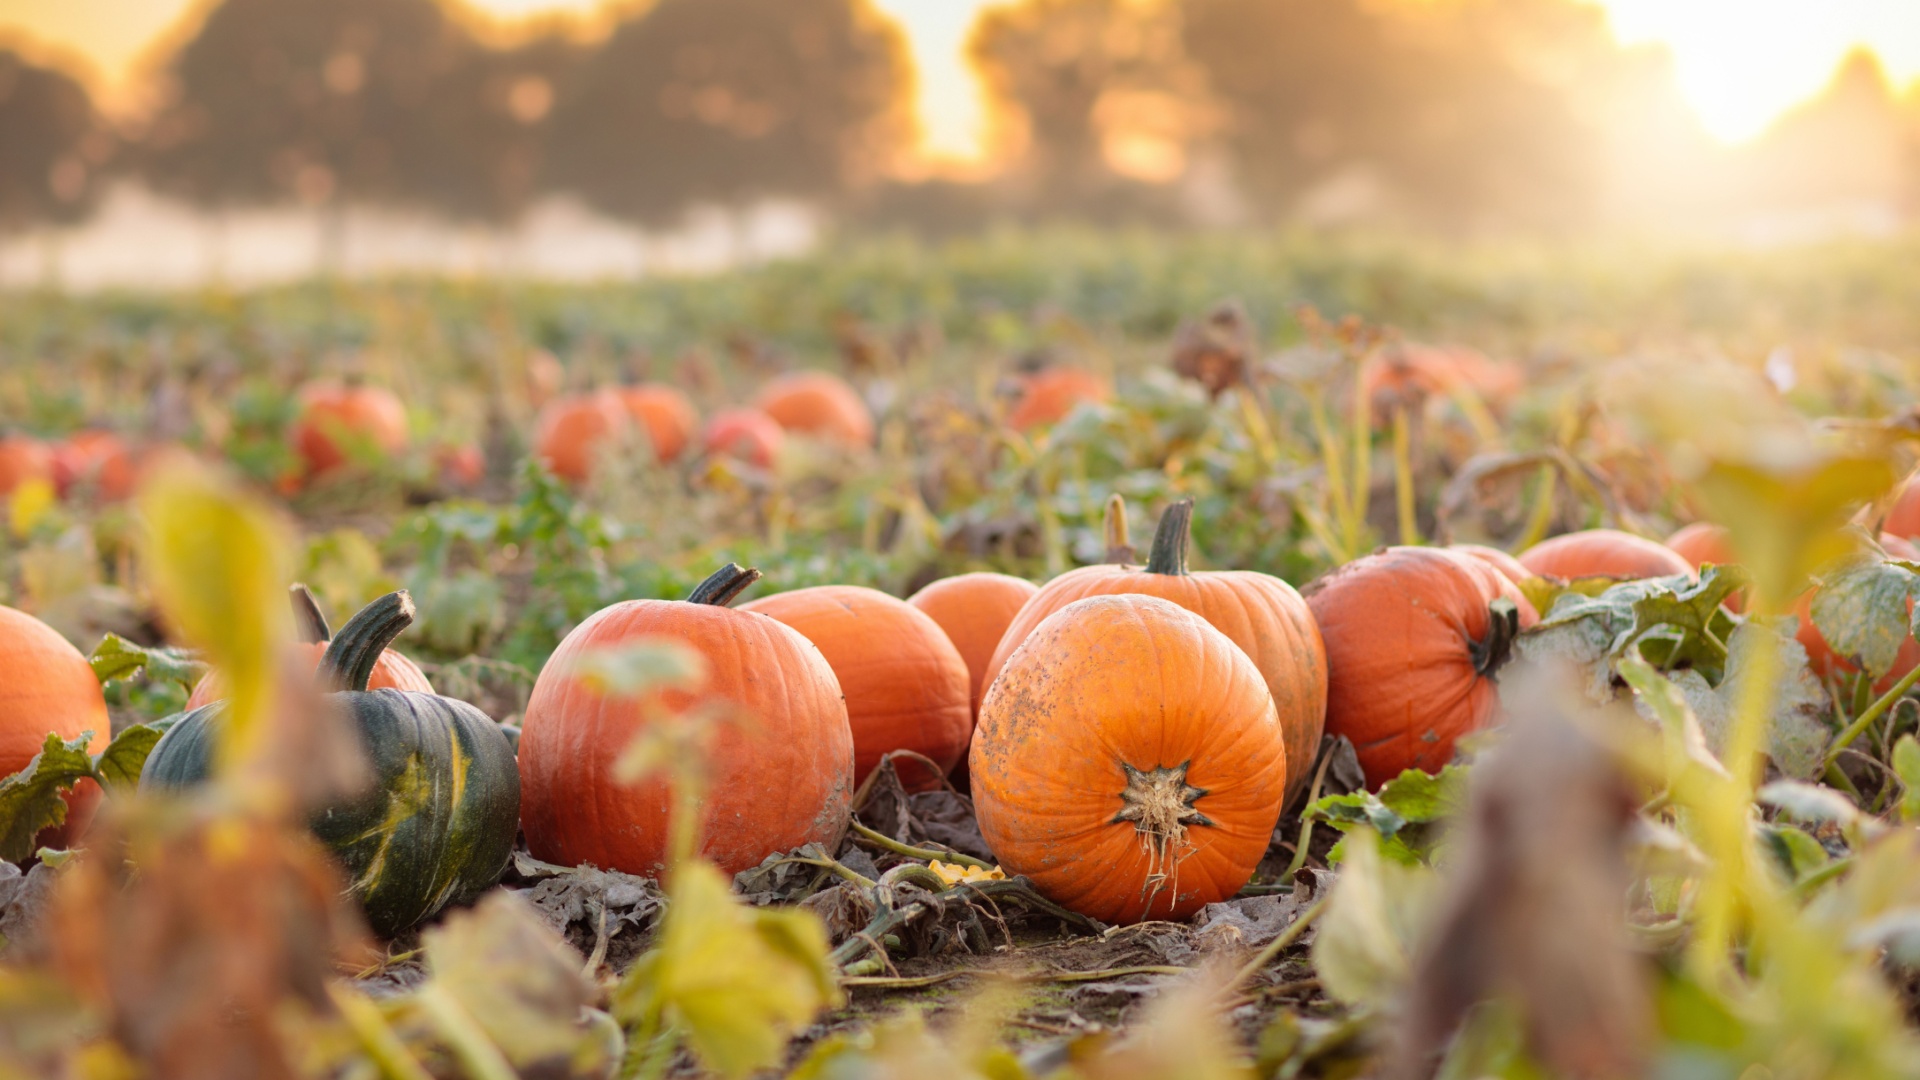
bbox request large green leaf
[1306,766,1468,866]
[91,724,168,792]
[0,733,97,863]
[1809,555,1920,679]
[1310,828,1437,1009]
[88,633,207,691]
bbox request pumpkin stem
[1103,493,1135,564]
[1144,499,1195,576]
[1470,598,1522,678]
[1111,760,1212,914]
[686,563,762,607]
[317,591,415,693]
[290,584,332,643]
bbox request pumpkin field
[7,231,1920,1078]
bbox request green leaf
[0,733,98,863]
[1810,554,1920,678]
[1755,822,1830,884]
[1310,827,1436,1009]
[1305,766,1469,866]
[91,724,166,792]
[613,860,839,1079]
[88,633,207,691]
[1892,735,1920,823]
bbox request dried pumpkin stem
[1144,499,1195,576]
[684,563,762,607]
[290,583,332,643]
[1103,492,1135,563]
[317,591,415,694]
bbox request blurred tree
[0,49,110,235]
[544,0,912,227]
[425,31,587,225]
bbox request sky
[1,0,1915,157]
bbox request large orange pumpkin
[1450,543,1530,586]
[742,585,971,791]
[983,500,1327,804]
[754,372,874,447]
[518,564,854,877]
[616,385,699,463]
[184,586,433,710]
[1518,529,1693,581]
[1664,522,1746,612]
[1305,547,1539,788]
[972,593,1288,923]
[907,572,1040,718]
[290,382,409,477]
[0,436,54,497]
[0,605,108,849]
[1007,368,1110,432]
[534,392,631,484]
[1796,533,1920,693]
[701,408,785,469]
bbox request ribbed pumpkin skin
[519,596,854,877]
[1008,369,1110,431]
[616,385,699,463]
[1887,475,1920,541]
[1665,523,1736,570]
[1450,544,1531,586]
[0,606,107,848]
[907,573,1040,716]
[754,372,874,447]
[742,586,971,791]
[142,690,520,937]
[291,383,409,476]
[972,594,1288,924]
[185,643,433,711]
[535,392,630,483]
[1518,529,1693,581]
[1305,547,1539,788]
[0,437,54,497]
[982,506,1326,804]
[702,408,785,468]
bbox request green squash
[141,590,521,937]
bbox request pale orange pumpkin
[616,385,699,463]
[1518,529,1693,581]
[1007,368,1110,431]
[701,408,785,469]
[290,382,409,477]
[0,436,54,497]
[534,392,631,484]
[754,372,874,447]
[907,572,1040,718]
[1450,543,1530,586]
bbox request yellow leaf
[137,461,294,777]
[929,860,1006,886]
[8,476,55,538]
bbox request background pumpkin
[1450,543,1531,585]
[1518,528,1693,581]
[753,371,874,447]
[701,407,785,468]
[534,391,631,484]
[142,591,520,937]
[907,572,1039,719]
[1305,546,1539,788]
[616,384,699,463]
[0,436,53,497]
[519,564,854,877]
[51,430,139,502]
[290,381,409,477]
[0,605,108,850]
[185,586,433,710]
[982,500,1327,804]
[1884,473,1920,541]
[742,584,971,791]
[1006,367,1110,431]
[972,593,1288,924]
[1795,533,1920,693]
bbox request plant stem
[1824,661,1920,769]
[1392,408,1419,546]
[847,820,995,870]
[1228,895,1329,992]
[327,984,436,1080]
[1285,749,1339,878]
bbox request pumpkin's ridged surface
[1305,547,1538,787]
[906,572,1039,718]
[0,605,108,848]
[1449,543,1531,586]
[1518,528,1693,581]
[742,585,971,791]
[519,594,854,877]
[971,594,1288,924]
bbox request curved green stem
[1228,895,1329,991]
[317,591,414,693]
[1145,499,1194,576]
[1824,661,1920,769]
[847,820,995,870]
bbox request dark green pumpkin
[141,590,520,937]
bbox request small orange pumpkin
[0,605,108,849]
[907,572,1040,718]
[1884,474,1920,541]
[616,385,699,463]
[972,593,1288,923]
[1306,547,1539,788]
[1518,529,1693,581]
[1007,368,1110,431]
[52,431,140,502]
[701,408,785,469]
[534,392,631,484]
[754,372,874,447]
[290,382,409,477]
[184,586,433,710]
[1664,523,1746,612]
[519,564,854,877]
[0,436,54,497]
[983,500,1327,804]
[1450,543,1530,586]
[741,585,971,791]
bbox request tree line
[2,0,1915,240]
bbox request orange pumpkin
[1363,344,1519,416]
[1450,543,1531,586]
[534,392,631,484]
[701,408,785,469]
[0,605,108,849]
[1664,522,1746,612]
[1796,533,1920,693]
[983,500,1327,803]
[742,585,971,792]
[0,436,54,497]
[1305,547,1539,788]
[972,593,1288,923]
[185,586,433,710]
[1885,474,1920,541]
[519,564,854,877]
[290,382,409,477]
[434,442,486,489]
[907,572,1040,717]
[754,372,874,447]
[52,431,140,502]
[1007,368,1110,431]
[1518,529,1693,581]
[616,385,699,463]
